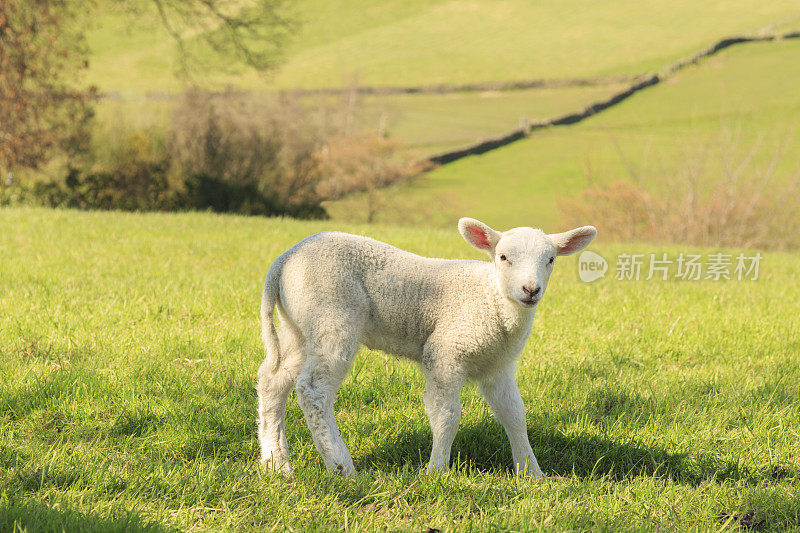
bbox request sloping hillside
[83,2,800,232]
[326,38,800,230]
[86,0,800,91]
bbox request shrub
[29,129,177,211]
[560,132,800,250]
[9,89,416,218]
[168,89,327,217]
[168,89,414,218]
[316,135,421,222]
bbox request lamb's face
[458,217,597,310]
[493,229,557,308]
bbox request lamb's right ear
[458,218,502,254]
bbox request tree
[0,0,94,172]
[145,0,293,76]
[0,0,292,173]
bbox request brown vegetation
[560,133,800,250]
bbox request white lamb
[256,218,596,478]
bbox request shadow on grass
[358,417,797,487]
[7,369,796,490]
[0,498,169,533]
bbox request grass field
[2,208,799,531]
[85,0,800,92]
[356,84,627,155]
[327,38,800,230]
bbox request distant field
[83,1,800,213]
[327,38,800,230]
[85,0,800,91]
[2,208,799,531]
[357,83,627,155]
[91,83,625,160]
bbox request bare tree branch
[144,0,294,80]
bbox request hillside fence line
[425,30,800,166]
[99,75,635,102]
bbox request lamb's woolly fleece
[264,231,535,377]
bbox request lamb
[256,218,596,478]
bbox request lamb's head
[458,218,597,308]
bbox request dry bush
[315,135,421,222]
[560,132,800,250]
[168,89,417,218]
[9,88,418,217]
[168,89,327,217]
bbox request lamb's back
[280,232,492,358]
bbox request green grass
[269,0,800,89]
[328,38,800,230]
[85,0,800,92]
[2,207,799,531]
[357,84,627,155]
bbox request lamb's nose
[523,285,541,297]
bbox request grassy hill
[327,38,800,230]
[82,3,800,237]
[2,208,799,531]
[86,0,800,91]
[356,83,629,154]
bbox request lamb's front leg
[423,372,464,473]
[479,365,544,479]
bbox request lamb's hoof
[426,461,448,474]
[260,457,293,476]
[334,462,356,479]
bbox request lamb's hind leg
[257,312,303,474]
[295,326,360,477]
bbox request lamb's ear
[458,218,502,254]
[549,226,597,256]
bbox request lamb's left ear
[458,217,502,254]
[549,226,597,256]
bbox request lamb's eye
[499,254,507,262]
[548,256,555,264]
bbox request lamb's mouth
[519,297,539,307]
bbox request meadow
[328,37,800,230]
[2,207,799,531]
[83,0,800,233]
[92,83,626,158]
[85,0,800,91]
[356,84,628,156]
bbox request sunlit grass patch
[1,208,798,530]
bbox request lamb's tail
[260,258,283,374]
